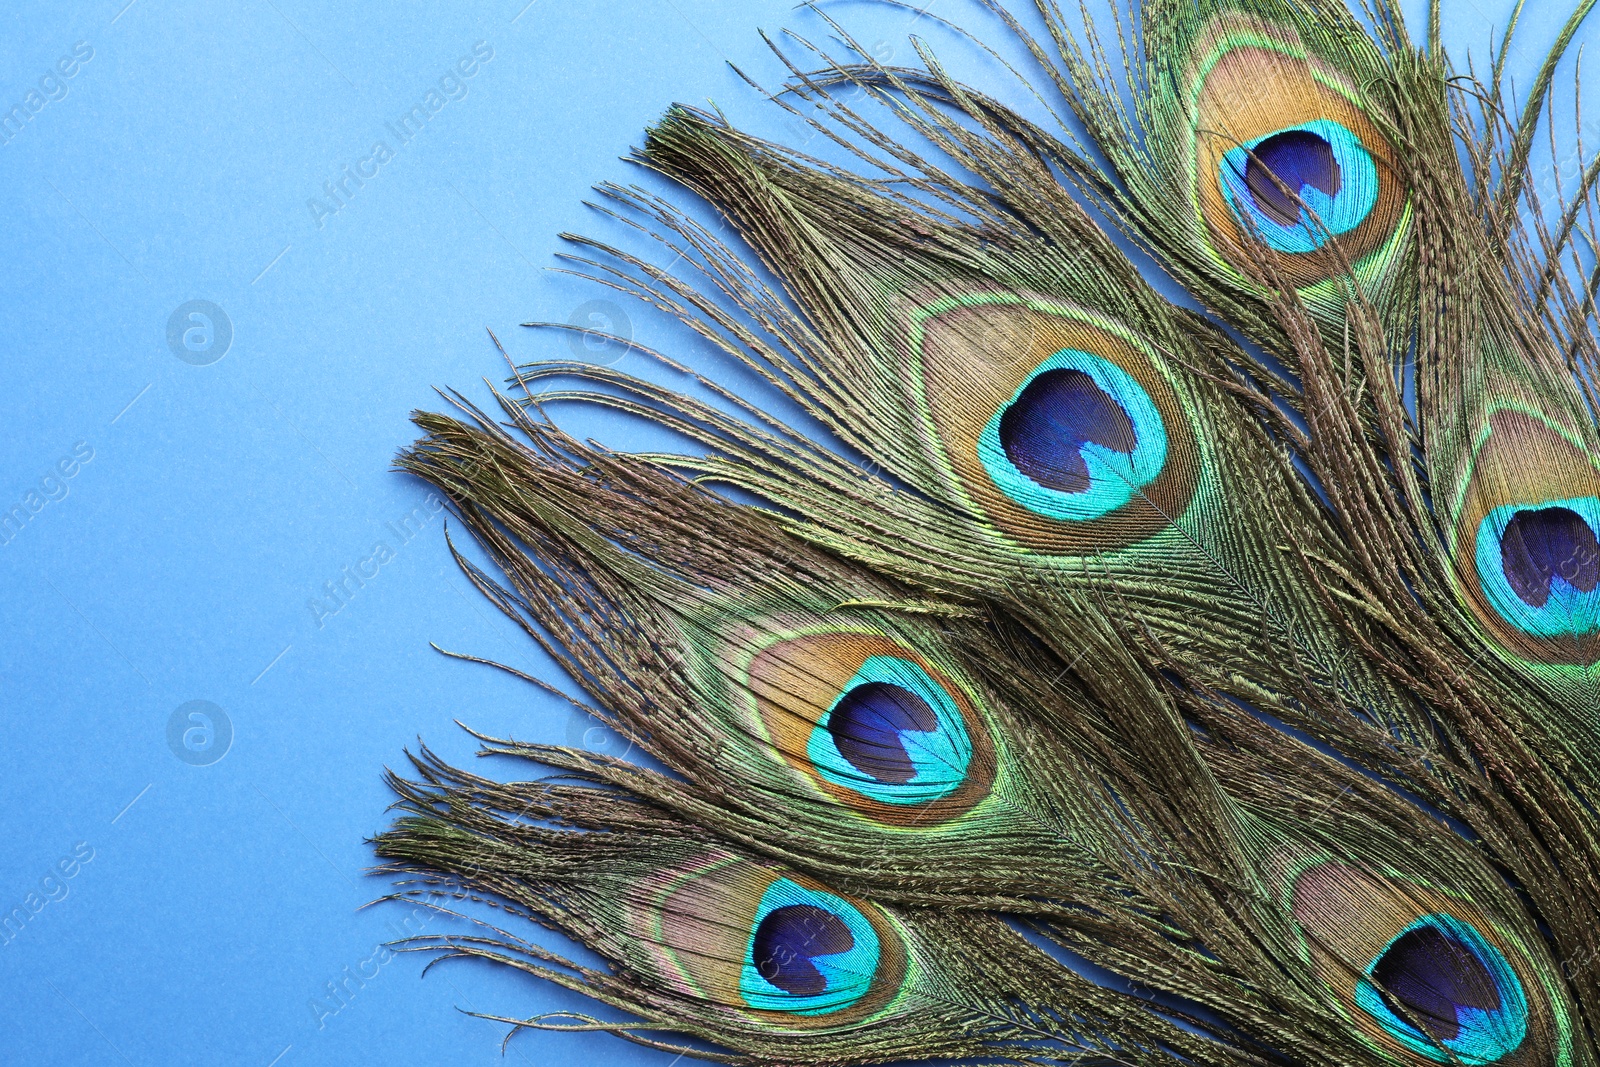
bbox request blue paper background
[0,0,1590,1063]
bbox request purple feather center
[751,905,855,995]
[1245,129,1341,227]
[998,369,1137,493]
[829,682,937,785]
[1370,925,1501,1042]
[1500,506,1600,608]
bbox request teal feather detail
[1353,914,1529,1065]
[1473,498,1600,637]
[976,348,1169,521]
[805,655,974,805]
[739,878,883,1015]
[1218,119,1379,253]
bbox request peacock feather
[371,1,1600,1064]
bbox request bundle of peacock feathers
[372,0,1600,1063]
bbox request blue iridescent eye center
[739,879,882,1015]
[998,368,1137,494]
[1500,506,1600,608]
[752,904,855,997]
[1370,925,1500,1043]
[1245,129,1341,227]
[1474,497,1600,637]
[978,349,1168,521]
[806,656,974,806]
[1219,119,1378,253]
[1353,914,1528,1065]
[828,681,937,785]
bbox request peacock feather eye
[978,350,1169,522]
[740,879,882,1014]
[1474,501,1600,639]
[640,853,907,1027]
[1219,119,1379,254]
[806,655,973,805]
[747,631,996,824]
[1451,407,1600,664]
[1354,915,1528,1065]
[908,289,1200,552]
[1290,862,1567,1067]
[1187,14,1407,289]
